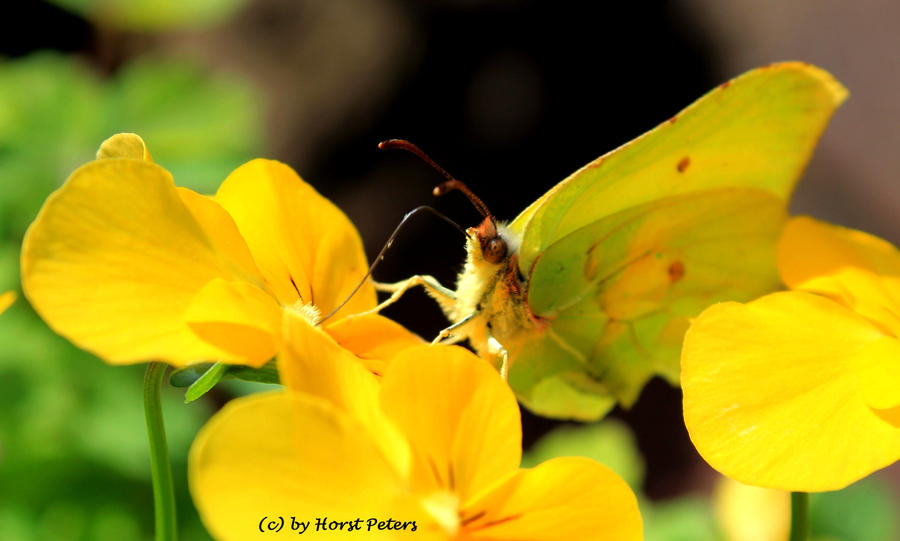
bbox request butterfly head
[473,216,507,264]
[376,138,514,265]
[430,177,511,265]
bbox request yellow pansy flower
[21,133,420,370]
[190,330,643,540]
[682,216,900,491]
[0,291,15,314]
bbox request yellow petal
[279,309,411,479]
[682,291,900,491]
[176,187,269,283]
[184,278,283,367]
[215,159,376,318]
[781,216,900,282]
[380,345,521,502]
[460,457,642,541]
[21,159,265,366]
[0,291,14,314]
[96,133,153,161]
[324,314,425,375]
[853,336,900,416]
[779,216,900,335]
[190,391,423,541]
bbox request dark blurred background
[1,1,898,540]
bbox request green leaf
[520,419,645,489]
[46,0,248,31]
[171,360,279,400]
[184,362,229,403]
[226,360,279,385]
[168,363,215,388]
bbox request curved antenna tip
[377,139,406,151]
[378,139,494,220]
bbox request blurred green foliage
[0,308,213,540]
[0,50,262,540]
[643,497,720,541]
[521,420,645,489]
[46,0,248,31]
[810,479,900,541]
[0,52,262,247]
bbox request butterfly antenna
[378,139,495,221]
[316,205,467,326]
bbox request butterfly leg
[352,275,455,317]
[432,312,476,345]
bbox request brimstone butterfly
[377,62,847,421]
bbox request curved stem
[144,362,178,541]
[789,491,809,541]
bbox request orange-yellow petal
[380,345,521,502]
[325,313,425,375]
[682,291,900,491]
[21,159,265,366]
[279,309,411,478]
[460,457,642,541]
[184,278,282,367]
[96,133,153,161]
[189,391,422,541]
[779,216,900,335]
[215,159,376,318]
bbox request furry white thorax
[495,222,521,256]
[442,221,535,357]
[450,222,519,319]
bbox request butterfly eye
[484,237,507,264]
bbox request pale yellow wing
[513,62,847,272]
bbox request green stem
[789,491,809,541]
[144,362,178,541]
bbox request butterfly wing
[502,62,846,419]
[510,188,787,419]
[512,62,847,272]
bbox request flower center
[289,300,322,326]
[420,490,460,536]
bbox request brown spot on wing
[677,156,690,173]
[584,252,599,281]
[668,116,677,125]
[587,157,604,169]
[719,80,731,89]
[668,260,685,283]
